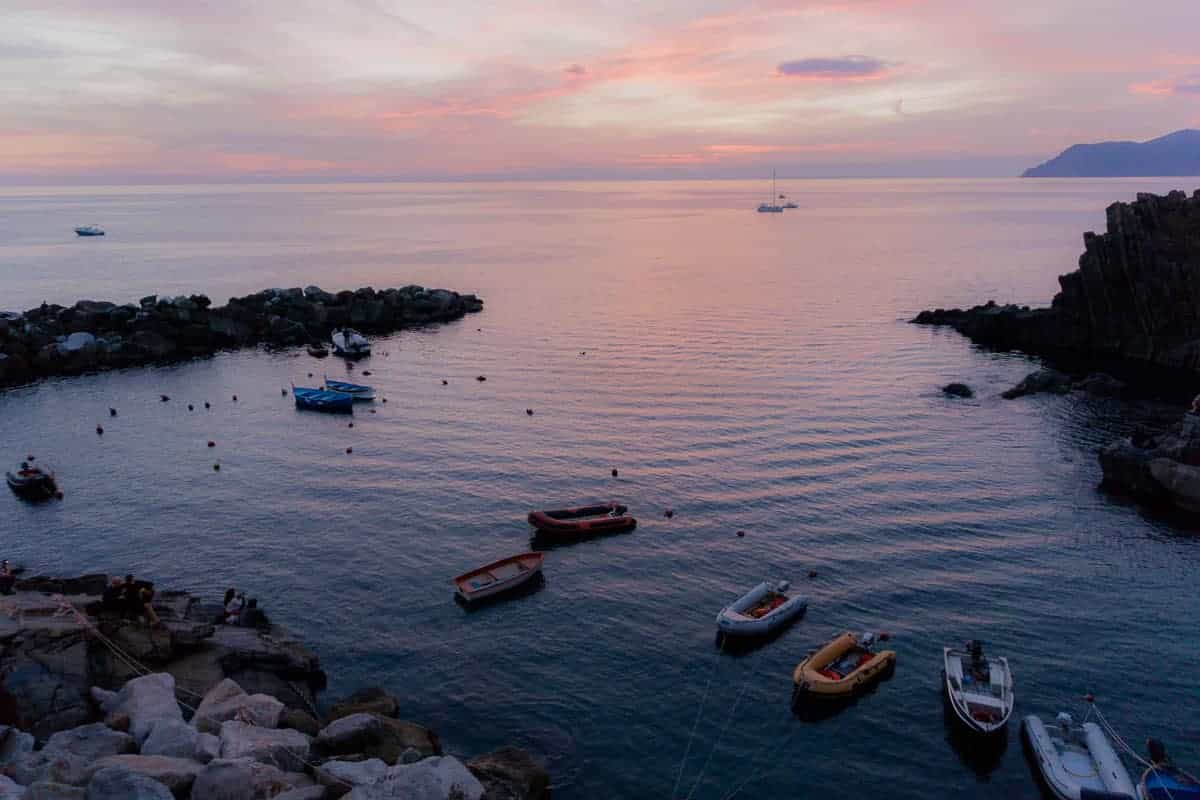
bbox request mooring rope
[669,637,725,800]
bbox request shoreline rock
[0,576,548,800]
[0,285,483,388]
[912,190,1200,376]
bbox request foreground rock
[1099,412,1200,511]
[913,190,1200,373]
[1001,368,1072,399]
[467,748,550,800]
[0,284,483,387]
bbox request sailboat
[757,170,784,213]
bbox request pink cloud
[1129,75,1200,96]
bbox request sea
[1,178,1197,799]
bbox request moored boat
[73,225,105,237]
[716,580,807,638]
[792,631,895,698]
[5,462,59,501]
[527,502,636,536]
[323,378,376,401]
[1023,713,1136,800]
[944,640,1014,734]
[331,328,371,358]
[292,386,354,413]
[1139,740,1200,800]
[453,552,545,602]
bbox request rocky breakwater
[912,189,1200,372]
[0,285,484,388]
[1098,410,1200,513]
[0,575,548,800]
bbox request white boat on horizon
[331,328,371,358]
[716,579,807,637]
[756,170,785,213]
[74,225,105,237]
[1023,713,1136,800]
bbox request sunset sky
[2,0,1198,182]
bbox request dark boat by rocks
[527,502,637,536]
[5,461,58,501]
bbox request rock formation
[913,190,1200,373]
[0,285,483,388]
[0,576,548,800]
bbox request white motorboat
[716,580,807,637]
[1023,713,1136,800]
[331,328,371,358]
[943,640,1014,734]
[74,225,105,237]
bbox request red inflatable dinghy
[528,502,637,535]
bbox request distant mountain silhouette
[1022,129,1200,177]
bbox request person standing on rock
[0,560,14,596]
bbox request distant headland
[1021,129,1200,177]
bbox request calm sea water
[2,179,1198,799]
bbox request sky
[1,0,1198,182]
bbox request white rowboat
[1024,713,1136,800]
[943,641,1014,734]
[716,580,807,637]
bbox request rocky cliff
[913,189,1200,372]
[0,285,483,388]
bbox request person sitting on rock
[137,582,161,627]
[119,574,140,618]
[224,591,245,625]
[100,576,123,613]
[238,597,264,628]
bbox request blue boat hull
[292,387,354,413]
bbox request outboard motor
[967,640,984,661]
[1147,738,1168,764]
[861,632,876,649]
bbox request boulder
[343,757,484,800]
[1001,368,1072,399]
[275,788,328,800]
[5,750,92,787]
[0,775,23,800]
[141,719,202,760]
[43,723,135,761]
[1074,372,1126,397]
[61,332,96,354]
[316,713,381,754]
[1147,458,1200,512]
[328,689,398,722]
[85,766,173,800]
[192,679,283,734]
[279,708,321,737]
[941,382,973,398]
[466,748,549,800]
[195,733,221,764]
[0,725,34,767]
[84,755,201,797]
[314,759,388,799]
[90,673,183,745]
[130,331,176,359]
[191,758,312,800]
[12,574,107,595]
[218,721,310,771]
[3,640,93,739]
[24,781,87,799]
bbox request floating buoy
[232,395,238,402]
[477,328,482,332]
[442,380,448,386]
[807,569,818,579]
[369,409,376,414]
[54,490,64,499]
[207,441,215,448]
[204,402,210,409]
[109,408,117,417]
[362,370,372,376]
[878,632,891,641]
[348,422,354,428]
[26,454,34,461]
[281,388,287,396]
[526,409,534,416]
[580,351,586,355]
[736,530,745,538]
[611,468,619,477]
[187,404,194,411]
[160,395,169,402]
[345,447,353,454]
[96,425,104,435]
[381,398,387,404]
[307,372,313,378]
[1083,693,1095,704]
[213,463,220,471]
[664,509,674,518]
[476,375,486,382]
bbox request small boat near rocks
[944,640,1014,734]
[73,225,105,237]
[1023,713,1136,800]
[292,386,354,413]
[1140,740,1200,800]
[716,580,807,638]
[793,631,895,699]
[323,378,375,401]
[6,461,59,501]
[527,502,636,536]
[331,328,371,358]
[454,552,544,603]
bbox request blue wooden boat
[323,378,376,401]
[292,386,354,413]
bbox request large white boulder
[316,713,381,753]
[218,721,310,771]
[141,719,219,763]
[0,725,34,767]
[192,679,284,734]
[43,723,135,761]
[190,758,313,800]
[90,673,183,745]
[344,757,484,800]
[85,766,173,800]
[314,758,388,796]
